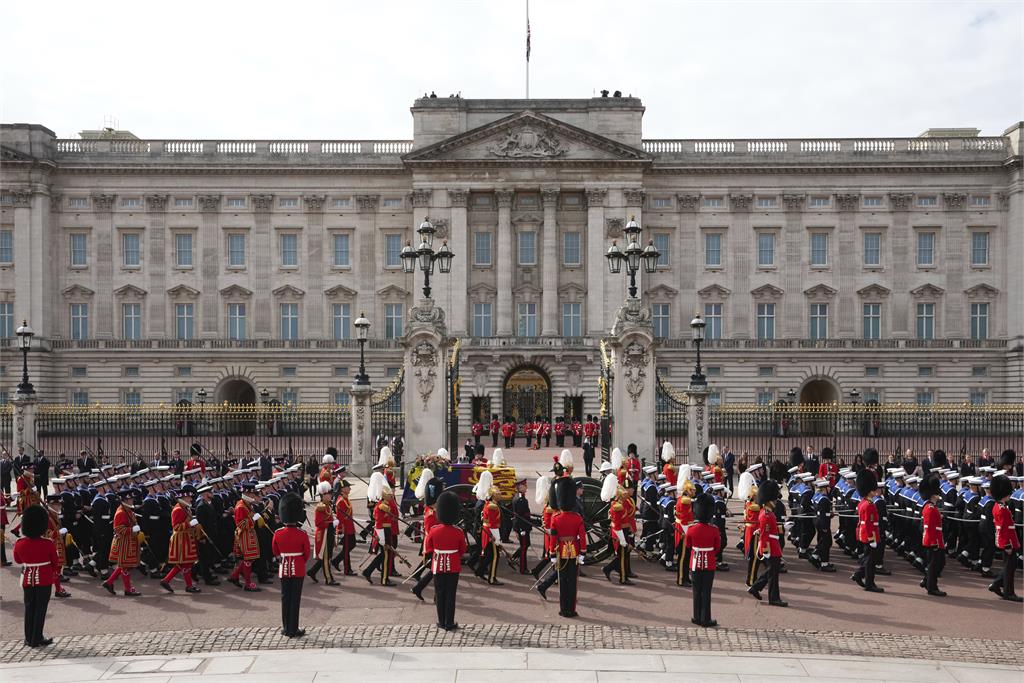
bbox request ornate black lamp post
[354,312,371,386]
[196,388,207,405]
[689,314,707,386]
[401,218,454,299]
[16,320,35,396]
[259,387,270,404]
[605,216,660,299]
[849,388,861,405]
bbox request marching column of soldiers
[3,440,1022,648]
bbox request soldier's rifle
[399,558,429,585]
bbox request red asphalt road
[2,447,1022,642]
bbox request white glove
[550,557,558,565]
[784,521,795,532]
[59,527,68,535]
[615,529,626,546]
[869,541,877,548]
[490,528,501,544]
[332,519,340,528]
[577,555,585,565]
[131,525,141,533]
[252,513,262,522]
[189,519,199,527]
[376,528,386,544]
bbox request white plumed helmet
[436,447,450,460]
[316,481,332,496]
[378,446,394,468]
[321,454,335,465]
[415,468,434,500]
[474,470,494,502]
[491,448,505,466]
[535,475,551,506]
[610,447,623,471]
[559,449,574,468]
[661,441,676,463]
[367,471,386,503]
[600,471,619,502]
[707,444,721,465]
[737,470,755,501]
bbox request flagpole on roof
[526,0,530,99]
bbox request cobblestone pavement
[1,623,1022,666]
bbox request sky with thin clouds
[1,0,1020,141]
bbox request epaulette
[611,501,623,511]
[749,503,761,512]
[679,496,691,505]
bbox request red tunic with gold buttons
[45,508,66,565]
[550,510,587,559]
[541,504,555,554]
[168,502,199,565]
[422,505,438,536]
[921,501,944,550]
[856,498,880,545]
[313,501,332,557]
[685,521,721,571]
[756,507,782,558]
[424,524,467,573]
[609,499,629,551]
[109,503,141,568]
[14,537,61,587]
[15,474,38,514]
[335,496,356,535]
[480,501,501,549]
[674,495,694,547]
[995,502,1020,550]
[233,500,260,561]
[662,463,678,488]
[272,526,310,578]
[742,501,761,553]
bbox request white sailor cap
[798,472,815,482]
[642,465,658,474]
[656,474,667,481]
[980,480,992,488]
[747,463,764,473]
[843,472,858,480]
[838,467,851,474]
[701,472,714,480]
[1010,476,1024,483]
[155,466,170,471]
[657,483,674,492]
[196,485,213,494]
[992,470,1008,478]
[787,466,800,474]
[945,472,960,480]
[690,464,705,472]
[599,461,615,473]
[905,476,921,485]
[890,469,906,478]
[979,466,996,474]
[814,478,830,487]
[711,483,726,492]
[966,477,983,485]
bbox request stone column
[448,189,469,336]
[350,383,374,474]
[942,193,969,338]
[835,194,860,337]
[495,189,514,336]
[403,300,450,459]
[91,193,116,338]
[145,194,169,337]
[197,194,222,337]
[782,194,806,337]
[12,394,38,454]
[304,194,327,338]
[250,194,274,337]
[684,384,710,466]
[888,193,914,337]
[729,193,753,337]
[609,299,657,459]
[10,191,35,331]
[541,187,560,336]
[585,188,607,335]
[355,195,380,327]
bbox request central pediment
[404,111,651,165]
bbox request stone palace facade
[1,97,1021,426]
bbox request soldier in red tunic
[554,417,566,448]
[363,471,397,585]
[537,477,587,617]
[160,486,201,594]
[411,469,445,601]
[474,470,504,585]
[307,481,339,585]
[331,479,357,575]
[103,488,142,596]
[686,494,722,627]
[471,421,484,446]
[228,483,263,592]
[601,475,633,585]
[918,475,946,597]
[675,480,695,587]
[850,469,885,593]
[661,442,679,488]
[988,474,1022,602]
[489,414,501,448]
[13,505,61,647]
[424,491,468,631]
[12,469,39,535]
[273,492,311,638]
[43,495,71,598]
[530,475,555,579]
[747,479,787,607]
[570,418,583,448]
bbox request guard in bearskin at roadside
[918,474,946,597]
[14,504,61,647]
[988,474,1022,602]
[410,469,445,601]
[850,469,885,593]
[536,477,587,617]
[273,492,310,638]
[424,491,467,631]
[747,479,786,607]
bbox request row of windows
[63,196,403,211]
[649,195,994,210]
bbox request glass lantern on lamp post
[689,314,706,386]
[16,320,35,396]
[401,218,454,300]
[354,312,371,386]
[605,216,660,299]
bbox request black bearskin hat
[436,491,460,526]
[999,449,1017,469]
[278,493,305,525]
[325,446,338,458]
[789,447,804,468]
[918,474,941,500]
[554,477,577,512]
[821,447,835,461]
[424,477,446,507]
[856,469,878,498]
[990,475,1012,501]
[757,479,780,506]
[863,448,879,466]
[692,493,714,524]
[190,442,202,457]
[21,504,48,539]
[932,450,948,469]
[768,461,788,484]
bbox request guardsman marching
[531,475,554,579]
[602,473,632,584]
[685,494,721,627]
[307,481,339,585]
[161,486,201,594]
[747,479,787,607]
[988,473,1022,602]
[14,504,61,648]
[273,492,310,638]
[501,418,515,448]
[424,491,467,631]
[363,471,396,586]
[489,414,501,448]
[411,469,445,600]
[818,448,839,487]
[537,477,587,617]
[570,417,583,448]
[471,420,484,446]
[474,470,504,585]
[331,480,357,576]
[740,475,761,586]
[809,478,836,572]
[850,470,884,593]
[228,483,263,592]
[674,479,695,586]
[918,474,946,597]
[554,417,566,448]
[661,441,678,487]
[43,495,71,598]
[13,469,39,535]
[511,478,532,574]
[103,488,143,596]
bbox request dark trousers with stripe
[692,569,715,624]
[307,533,335,583]
[23,585,51,646]
[434,572,459,628]
[515,533,530,574]
[413,555,434,595]
[854,543,881,587]
[279,577,303,635]
[363,531,394,584]
[604,544,629,583]
[676,541,691,586]
[750,555,781,602]
[476,543,499,583]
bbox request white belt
[691,546,713,551]
[23,562,48,567]
[433,549,458,554]
[280,552,302,557]
[767,534,779,540]
[148,516,160,520]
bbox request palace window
[810,197,830,208]
[226,197,246,208]
[175,303,194,340]
[810,233,829,267]
[124,366,140,377]
[384,303,403,339]
[916,389,935,405]
[382,198,402,208]
[473,303,492,338]
[71,366,87,378]
[335,391,351,406]
[122,303,141,340]
[563,232,581,266]
[917,196,938,207]
[175,366,192,377]
[704,233,721,267]
[123,390,141,406]
[71,390,89,406]
[122,233,141,267]
[916,303,935,340]
[862,303,881,339]
[280,233,298,267]
[704,303,722,339]
[562,303,582,337]
[916,232,935,266]
[281,388,299,405]
[652,197,672,209]
[970,232,989,266]
[756,390,774,405]
[474,232,492,265]
[518,231,537,265]
[969,390,987,405]
[174,197,193,208]
[863,197,883,208]
[280,303,299,340]
[228,303,247,340]
[0,230,12,263]
[282,366,297,377]
[756,303,775,340]
[332,234,350,267]
[228,234,246,267]
[756,197,776,208]
[121,198,142,209]
[70,233,88,267]
[863,232,881,266]
[332,198,351,209]
[971,366,987,377]
[517,303,537,337]
[332,303,351,340]
[279,198,298,209]
[0,303,12,337]
[175,233,193,267]
[652,303,670,338]
[970,195,991,207]
[69,198,89,209]
[385,234,403,267]
[703,197,724,208]
[757,233,775,267]
[70,303,89,340]
[970,302,988,340]
[809,303,828,340]
[653,233,670,267]
[918,366,933,377]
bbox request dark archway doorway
[502,366,551,422]
[800,378,839,405]
[214,378,257,435]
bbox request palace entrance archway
[502,366,551,422]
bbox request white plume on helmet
[321,454,335,465]
[600,471,619,502]
[559,449,574,468]
[491,448,506,466]
[610,447,623,471]
[415,468,434,500]
[661,441,676,463]
[436,447,450,460]
[474,470,494,502]
[316,481,332,496]
[378,446,395,468]
[737,470,756,501]
[707,444,721,465]
[535,475,551,506]
[367,471,386,503]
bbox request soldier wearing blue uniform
[938,470,961,554]
[810,478,836,571]
[639,466,660,553]
[976,481,997,577]
[957,477,983,567]
[710,483,729,571]
[657,483,676,570]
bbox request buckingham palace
[1,96,1022,428]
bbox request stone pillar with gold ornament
[402,299,451,460]
[349,384,374,475]
[607,298,658,461]
[12,394,38,456]
[685,385,711,467]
